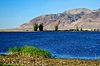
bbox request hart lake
[0,32,100,59]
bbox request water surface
[0,32,100,59]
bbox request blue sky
[0,0,100,29]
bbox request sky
[0,0,100,29]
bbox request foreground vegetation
[0,55,100,66]
[0,46,100,66]
[8,46,52,58]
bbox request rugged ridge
[20,8,100,31]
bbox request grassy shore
[0,46,100,66]
[0,55,100,66]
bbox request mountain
[19,8,100,31]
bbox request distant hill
[19,8,100,31]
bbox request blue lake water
[0,32,100,59]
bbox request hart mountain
[2,8,100,31]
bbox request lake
[0,32,100,59]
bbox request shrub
[8,46,52,58]
[33,23,38,31]
[39,23,43,31]
[76,26,79,31]
[80,28,83,31]
[55,25,58,31]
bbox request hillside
[19,8,100,31]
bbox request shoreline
[0,52,99,60]
[0,28,100,32]
[0,31,100,32]
[0,54,100,66]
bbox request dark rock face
[20,8,100,30]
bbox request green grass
[8,46,52,58]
